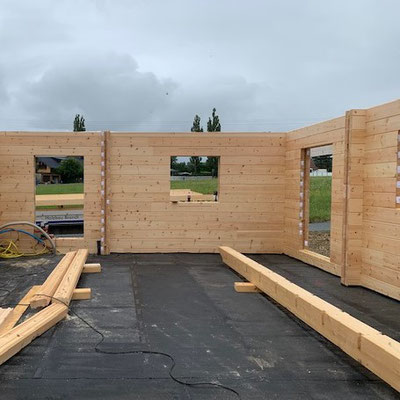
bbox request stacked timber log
[0,249,99,366]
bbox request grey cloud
[16,54,177,130]
[1,0,400,132]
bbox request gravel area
[308,231,330,257]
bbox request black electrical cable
[0,294,242,399]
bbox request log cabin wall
[359,100,400,300]
[284,116,346,276]
[0,131,103,253]
[0,99,399,300]
[106,132,286,253]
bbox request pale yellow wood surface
[30,252,77,309]
[0,286,42,335]
[72,288,91,300]
[0,303,68,366]
[83,263,101,273]
[0,309,13,331]
[35,193,84,207]
[220,246,400,392]
[234,282,261,293]
[52,249,89,306]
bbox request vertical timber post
[341,110,366,285]
[100,131,110,255]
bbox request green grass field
[170,179,218,194]
[36,183,84,195]
[35,179,330,221]
[309,176,331,223]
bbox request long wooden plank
[35,193,84,207]
[30,252,77,309]
[0,309,13,331]
[52,249,89,306]
[0,286,42,335]
[219,246,400,392]
[0,303,67,366]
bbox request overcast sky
[1,0,399,132]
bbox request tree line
[72,108,221,177]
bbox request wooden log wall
[360,100,400,300]
[0,98,399,300]
[284,116,346,276]
[106,132,286,253]
[0,131,103,253]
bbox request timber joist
[220,246,400,393]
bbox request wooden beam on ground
[52,249,89,306]
[72,288,91,300]
[234,282,261,293]
[82,263,101,273]
[0,308,13,331]
[0,303,67,366]
[0,286,42,335]
[219,246,400,393]
[30,252,77,309]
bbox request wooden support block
[52,249,89,306]
[0,303,68,366]
[234,282,261,293]
[72,288,91,300]
[219,246,400,393]
[30,251,77,309]
[82,263,102,273]
[0,286,42,335]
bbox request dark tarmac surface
[0,253,399,400]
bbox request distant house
[36,157,63,184]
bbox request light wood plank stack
[0,248,96,366]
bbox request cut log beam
[0,308,13,331]
[234,282,261,293]
[0,303,67,366]
[219,246,400,393]
[52,249,89,306]
[30,251,77,309]
[72,288,91,300]
[83,263,101,273]
[0,286,42,335]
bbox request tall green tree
[207,108,221,177]
[191,115,203,132]
[190,115,203,174]
[56,157,83,183]
[73,114,86,131]
[207,108,221,132]
[189,156,201,175]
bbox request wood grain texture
[52,249,89,306]
[0,303,68,366]
[30,252,77,309]
[220,246,400,392]
[0,286,42,335]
